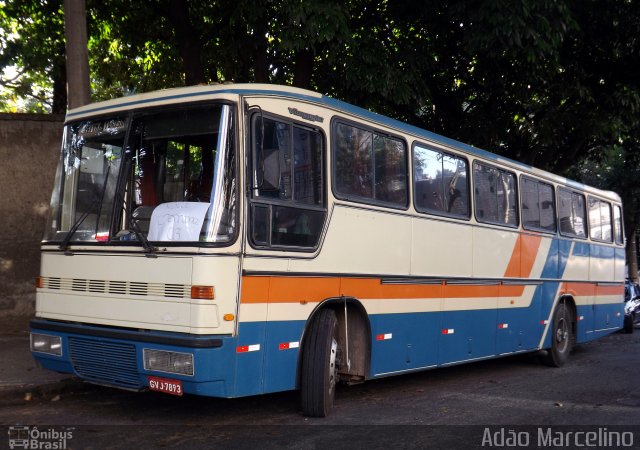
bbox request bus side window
[613,204,623,245]
[333,121,408,208]
[521,177,556,232]
[413,144,469,219]
[558,188,586,238]
[473,162,518,227]
[588,197,612,242]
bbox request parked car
[624,280,640,333]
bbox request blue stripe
[572,242,619,260]
[537,238,570,349]
[572,242,590,257]
[590,244,615,260]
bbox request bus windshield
[45,103,236,245]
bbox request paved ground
[1,326,639,449]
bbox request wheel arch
[559,294,578,340]
[297,296,372,387]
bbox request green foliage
[0,0,66,112]
[1,0,639,190]
[87,1,183,99]
[2,0,640,267]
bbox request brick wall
[0,113,64,323]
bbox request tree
[64,0,90,108]
[2,0,639,181]
[3,0,640,275]
[0,0,67,113]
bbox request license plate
[148,376,183,396]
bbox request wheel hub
[556,317,569,350]
[329,338,337,392]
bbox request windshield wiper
[130,211,158,255]
[59,197,101,252]
[59,164,112,252]
[116,192,157,255]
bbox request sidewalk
[0,327,70,394]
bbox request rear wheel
[300,308,339,417]
[541,300,574,367]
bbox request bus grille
[39,277,190,299]
[68,337,141,389]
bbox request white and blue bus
[31,84,624,416]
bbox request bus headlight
[30,333,62,356]
[143,349,194,376]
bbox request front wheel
[300,308,340,417]
[541,300,574,367]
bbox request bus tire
[541,300,574,367]
[300,308,339,417]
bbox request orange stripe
[560,282,623,297]
[503,234,542,278]
[445,284,499,298]
[502,236,521,277]
[341,278,443,300]
[240,276,532,303]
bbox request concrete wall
[0,113,64,323]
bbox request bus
[30,83,625,417]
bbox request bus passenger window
[473,162,518,227]
[521,177,556,232]
[334,123,373,198]
[413,145,469,218]
[374,135,408,205]
[588,197,612,242]
[558,188,586,238]
[333,122,408,208]
[613,205,623,245]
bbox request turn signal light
[191,285,215,300]
[223,314,235,321]
[36,276,43,289]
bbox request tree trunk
[51,52,67,114]
[252,21,269,83]
[63,0,91,109]
[169,0,208,85]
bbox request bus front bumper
[30,319,236,397]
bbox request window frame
[48,101,242,248]
[122,101,240,247]
[248,110,327,251]
[613,204,624,246]
[556,187,588,240]
[330,117,410,210]
[519,175,557,234]
[472,160,520,229]
[587,196,613,243]
[412,142,471,221]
